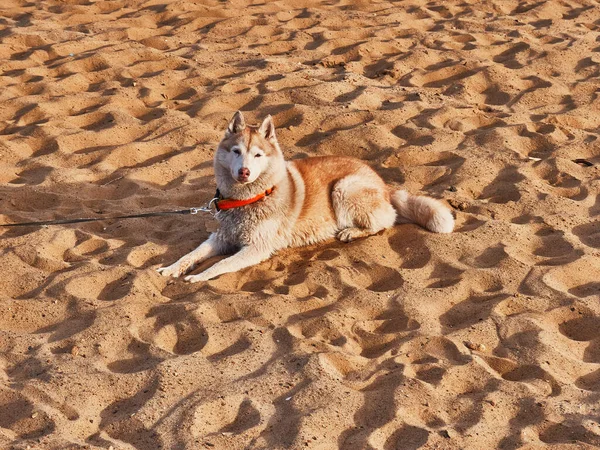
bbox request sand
[1,0,600,448]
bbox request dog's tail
[390,190,454,233]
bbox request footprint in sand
[135,304,209,356]
[384,424,430,450]
[0,389,55,440]
[191,396,268,438]
[98,378,163,449]
[105,339,164,374]
[559,316,600,364]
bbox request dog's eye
[232,149,241,155]
[255,153,262,158]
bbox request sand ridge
[1,0,600,448]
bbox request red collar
[215,186,275,211]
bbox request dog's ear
[226,111,246,135]
[258,115,276,141]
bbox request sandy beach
[1,0,600,448]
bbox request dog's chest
[216,207,281,247]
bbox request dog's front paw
[184,273,210,283]
[336,227,364,243]
[157,264,185,278]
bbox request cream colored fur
[158,112,454,282]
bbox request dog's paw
[157,264,183,278]
[184,273,209,283]
[336,228,364,243]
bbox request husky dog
[158,111,454,282]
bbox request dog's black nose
[238,168,250,178]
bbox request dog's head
[215,111,283,185]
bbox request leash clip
[190,196,219,216]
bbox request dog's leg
[332,168,397,242]
[157,233,225,278]
[184,245,270,283]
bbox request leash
[0,195,220,228]
[1,186,276,228]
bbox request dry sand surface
[2,0,600,448]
